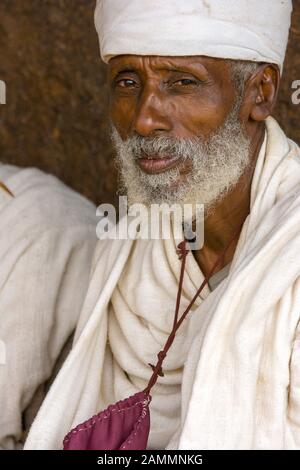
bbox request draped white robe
[0,165,97,449]
[24,117,300,450]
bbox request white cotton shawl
[25,117,300,449]
[0,165,97,449]
[94,0,293,73]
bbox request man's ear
[243,64,280,122]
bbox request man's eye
[173,79,199,87]
[116,79,137,88]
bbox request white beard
[111,100,251,216]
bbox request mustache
[110,127,204,161]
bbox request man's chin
[140,172,190,194]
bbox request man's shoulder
[279,135,300,200]
[0,163,97,231]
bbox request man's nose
[132,87,172,137]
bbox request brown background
[0,0,299,206]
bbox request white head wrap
[94,0,292,72]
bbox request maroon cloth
[63,391,151,450]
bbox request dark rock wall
[0,0,299,205]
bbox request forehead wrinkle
[151,57,208,74]
[108,55,213,77]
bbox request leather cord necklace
[143,222,243,396]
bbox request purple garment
[63,391,151,450]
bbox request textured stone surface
[0,0,299,205]
[274,1,300,147]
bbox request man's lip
[137,155,182,174]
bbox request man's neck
[193,122,265,279]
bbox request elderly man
[25,0,300,450]
[0,163,97,448]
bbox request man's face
[107,55,251,211]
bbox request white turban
[94,0,292,72]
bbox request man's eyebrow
[109,65,139,78]
[156,63,211,77]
